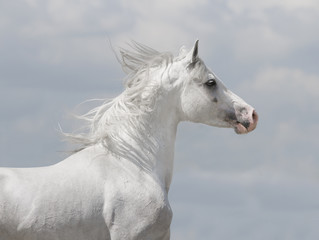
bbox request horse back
[0,167,23,237]
[0,157,109,239]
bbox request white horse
[0,40,258,240]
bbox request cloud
[1,0,131,69]
[227,0,319,16]
[114,0,215,50]
[7,0,212,52]
[170,170,319,240]
[250,66,319,108]
[213,0,319,66]
[18,0,128,37]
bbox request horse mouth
[233,111,258,134]
[234,121,250,134]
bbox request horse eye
[205,79,217,87]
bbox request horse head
[175,40,258,134]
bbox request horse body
[0,147,109,240]
[0,40,257,239]
[0,145,173,239]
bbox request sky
[1,0,319,239]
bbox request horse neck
[148,93,179,192]
[122,88,180,193]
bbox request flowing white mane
[65,42,175,169]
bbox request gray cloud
[1,0,319,239]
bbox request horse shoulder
[102,158,172,240]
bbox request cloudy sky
[1,0,319,239]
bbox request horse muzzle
[234,109,258,134]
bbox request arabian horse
[0,40,258,239]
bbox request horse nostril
[252,110,258,122]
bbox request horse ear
[192,40,199,62]
[186,40,199,63]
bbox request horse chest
[103,169,172,240]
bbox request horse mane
[63,42,175,170]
